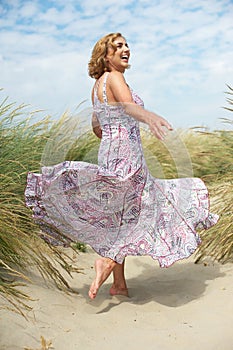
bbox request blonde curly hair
[88,32,125,79]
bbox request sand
[0,247,233,350]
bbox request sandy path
[0,248,233,350]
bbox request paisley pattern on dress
[25,72,218,267]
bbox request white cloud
[19,1,39,18]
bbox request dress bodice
[93,72,146,178]
[93,72,144,127]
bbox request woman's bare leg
[109,259,129,297]
[89,257,117,299]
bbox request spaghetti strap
[102,72,109,104]
[93,72,109,104]
[93,79,100,100]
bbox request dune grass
[194,86,233,263]
[0,99,76,316]
[0,86,232,314]
[195,173,233,264]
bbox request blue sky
[0,0,233,129]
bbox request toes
[88,290,96,299]
[89,286,97,299]
[88,282,98,299]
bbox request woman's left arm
[91,85,102,139]
[92,113,102,139]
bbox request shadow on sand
[78,258,225,313]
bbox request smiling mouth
[121,55,129,61]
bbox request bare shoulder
[106,71,133,103]
[108,71,127,85]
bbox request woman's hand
[147,112,173,140]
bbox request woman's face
[105,37,130,73]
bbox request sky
[0,0,233,130]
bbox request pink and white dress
[25,73,218,268]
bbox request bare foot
[109,285,129,297]
[88,258,116,299]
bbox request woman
[25,33,218,300]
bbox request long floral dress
[25,72,218,267]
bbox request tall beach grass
[0,98,76,316]
[194,86,233,263]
